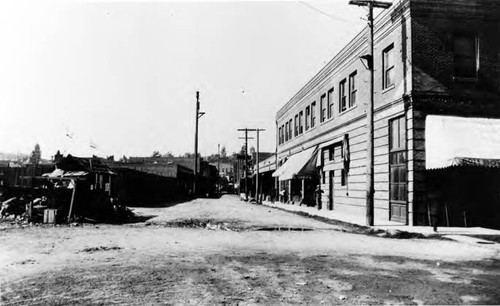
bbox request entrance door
[389,116,408,223]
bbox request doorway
[328,170,334,210]
[389,116,408,223]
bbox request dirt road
[1,195,499,305]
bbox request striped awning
[272,147,319,181]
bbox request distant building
[273,0,500,227]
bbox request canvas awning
[426,115,500,170]
[272,147,318,181]
[42,168,89,178]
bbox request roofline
[276,0,409,120]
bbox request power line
[298,1,350,23]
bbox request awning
[449,157,500,168]
[42,168,89,178]
[272,147,319,180]
[426,115,500,170]
[257,155,277,174]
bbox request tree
[151,151,161,158]
[220,146,227,158]
[29,144,41,164]
[249,146,256,157]
[163,151,174,158]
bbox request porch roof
[426,115,500,170]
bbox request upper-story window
[383,44,395,89]
[288,119,293,139]
[349,71,357,107]
[294,115,298,137]
[339,79,347,112]
[299,111,304,134]
[327,88,334,119]
[305,106,310,131]
[311,101,316,128]
[285,122,289,142]
[320,94,326,123]
[453,34,479,79]
[278,126,282,145]
[282,125,285,142]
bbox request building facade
[274,0,500,226]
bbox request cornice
[276,0,411,121]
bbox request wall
[275,1,413,224]
[409,0,500,225]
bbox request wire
[298,1,350,23]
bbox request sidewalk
[262,200,500,238]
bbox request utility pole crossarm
[348,0,391,8]
[236,127,266,203]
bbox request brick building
[273,0,500,226]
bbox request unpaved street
[1,195,500,305]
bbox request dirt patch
[3,253,499,305]
[147,218,317,232]
[148,218,244,231]
[79,246,123,253]
[269,208,429,239]
[469,235,500,244]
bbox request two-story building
[274,0,500,226]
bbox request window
[289,119,293,140]
[349,71,357,107]
[339,79,347,112]
[278,127,282,145]
[305,106,310,130]
[453,34,478,78]
[389,116,407,202]
[320,94,326,123]
[327,88,334,119]
[285,122,289,141]
[299,111,304,134]
[383,44,395,89]
[341,169,348,186]
[311,101,316,128]
[281,125,285,143]
[294,115,298,137]
[328,145,334,161]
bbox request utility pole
[237,128,256,201]
[255,128,265,203]
[349,0,391,226]
[193,91,205,196]
[217,143,220,194]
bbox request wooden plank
[335,196,367,207]
[374,190,389,200]
[374,145,389,157]
[374,127,388,138]
[374,199,390,208]
[348,173,367,183]
[374,172,389,182]
[374,155,389,165]
[374,182,389,192]
[374,136,389,147]
[374,164,389,174]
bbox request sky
[0,0,368,160]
